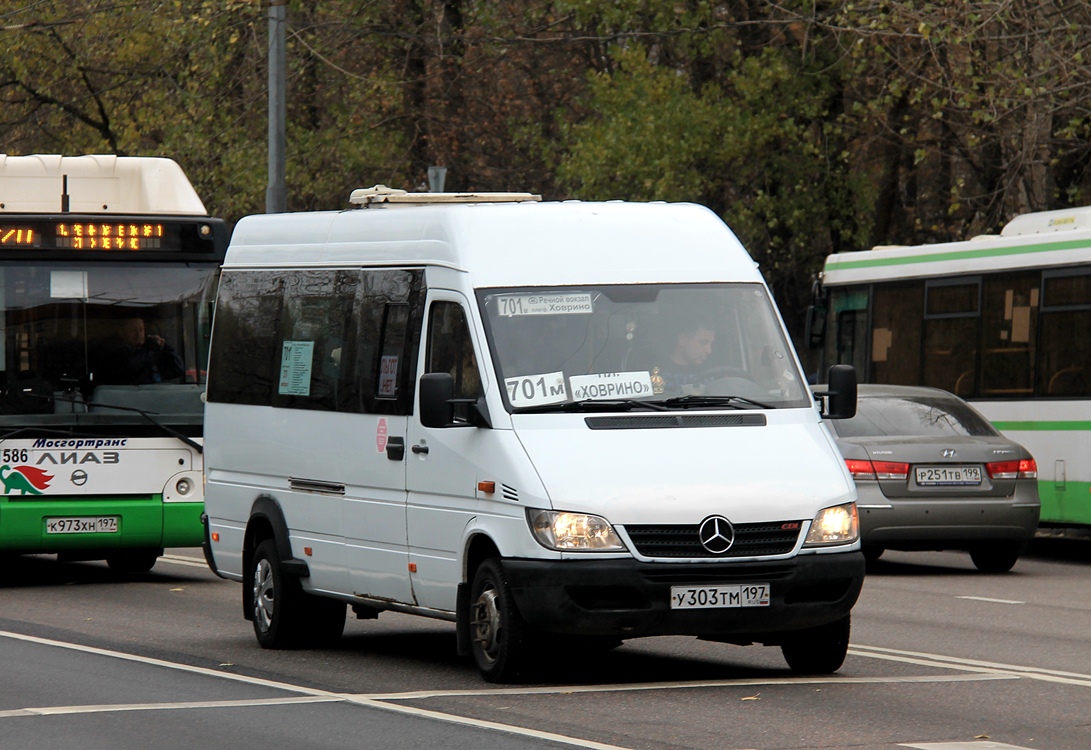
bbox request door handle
[411,443,429,455]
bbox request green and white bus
[0,154,228,572]
[816,206,1091,531]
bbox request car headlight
[803,502,859,546]
[527,509,625,551]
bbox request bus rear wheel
[106,548,160,574]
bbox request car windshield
[0,262,218,425]
[477,283,810,412]
[830,394,998,438]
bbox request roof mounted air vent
[349,184,541,207]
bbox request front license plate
[670,584,770,609]
[45,516,119,534]
[915,465,982,486]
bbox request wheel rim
[253,558,274,631]
[471,585,502,663]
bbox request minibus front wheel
[779,613,851,674]
[469,558,533,682]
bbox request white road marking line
[356,673,1014,701]
[851,645,1091,687]
[900,742,1037,749]
[2,628,1086,750]
[0,696,338,719]
[955,595,1025,605]
[156,554,211,569]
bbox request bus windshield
[0,261,217,425]
[478,283,810,411]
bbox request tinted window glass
[830,394,998,438]
[208,267,424,414]
[207,270,282,406]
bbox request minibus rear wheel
[469,558,532,683]
[251,539,309,648]
[780,613,851,674]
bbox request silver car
[821,385,1040,572]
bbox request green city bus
[813,206,1091,531]
[0,154,228,572]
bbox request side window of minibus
[361,268,425,416]
[206,270,282,406]
[271,269,358,413]
[425,302,483,418]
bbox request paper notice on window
[1011,307,1031,343]
[51,270,88,299]
[569,371,654,401]
[495,293,593,316]
[872,328,893,363]
[279,341,314,396]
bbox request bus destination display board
[0,219,181,251]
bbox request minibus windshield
[478,283,810,412]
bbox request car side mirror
[420,373,455,428]
[419,372,492,429]
[816,364,856,420]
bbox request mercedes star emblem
[698,515,735,554]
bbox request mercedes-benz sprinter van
[202,186,863,682]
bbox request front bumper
[502,552,864,642]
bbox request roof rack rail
[349,184,541,207]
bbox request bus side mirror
[805,304,826,349]
[820,364,856,420]
[420,373,455,428]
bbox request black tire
[250,540,346,649]
[780,614,851,674]
[862,546,885,563]
[106,548,159,574]
[251,539,305,648]
[970,543,1021,573]
[468,558,532,683]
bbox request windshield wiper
[658,394,775,410]
[55,395,204,454]
[513,398,670,414]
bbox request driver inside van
[654,315,720,395]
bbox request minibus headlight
[803,503,859,546]
[527,509,625,551]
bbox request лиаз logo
[1,464,54,495]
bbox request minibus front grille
[623,521,801,558]
[584,414,766,430]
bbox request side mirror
[419,372,455,428]
[419,373,493,429]
[822,364,857,419]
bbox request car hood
[511,411,855,526]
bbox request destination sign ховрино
[0,219,181,251]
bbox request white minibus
[202,186,863,682]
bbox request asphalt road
[2,539,1090,750]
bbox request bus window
[923,280,980,396]
[981,273,1038,397]
[1038,271,1091,397]
[871,283,923,386]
